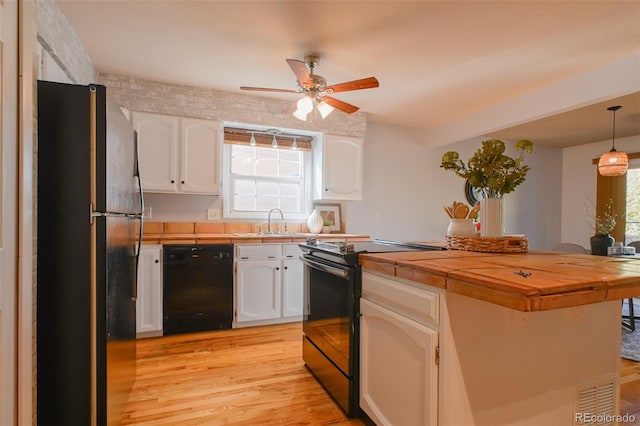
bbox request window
[625,161,640,243]
[222,128,313,220]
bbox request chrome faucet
[267,208,284,234]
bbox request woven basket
[446,234,528,253]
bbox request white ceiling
[56,0,640,147]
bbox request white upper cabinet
[180,117,221,194]
[132,111,221,195]
[313,134,363,201]
[133,112,179,192]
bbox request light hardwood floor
[121,322,640,425]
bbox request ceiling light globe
[317,101,335,119]
[598,151,628,176]
[297,96,313,114]
[293,108,308,121]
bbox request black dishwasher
[163,244,234,335]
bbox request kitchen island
[359,249,640,426]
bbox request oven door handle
[300,256,350,278]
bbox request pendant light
[271,134,278,148]
[598,105,628,176]
[249,132,256,147]
[291,136,298,150]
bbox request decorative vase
[307,209,324,234]
[590,234,615,256]
[447,219,477,237]
[480,197,504,237]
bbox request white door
[236,260,281,322]
[180,118,221,194]
[1,0,19,423]
[136,245,163,336]
[132,112,179,192]
[360,299,439,426]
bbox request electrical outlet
[143,207,152,219]
[207,208,221,220]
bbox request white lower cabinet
[360,271,439,426]
[136,244,163,337]
[235,243,303,327]
[236,259,281,322]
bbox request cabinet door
[236,260,282,322]
[360,298,438,426]
[136,245,163,336]
[282,258,303,318]
[315,134,363,200]
[179,118,221,194]
[132,112,179,192]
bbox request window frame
[222,134,313,221]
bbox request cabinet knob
[181,180,185,184]
[284,266,288,270]
[171,180,175,183]
[276,267,280,271]
[325,188,328,192]
[154,259,159,263]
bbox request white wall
[561,135,639,248]
[344,122,563,249]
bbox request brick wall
[35,0,96,84]
[98,73,367,138]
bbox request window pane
[235,179,256,196]
[256,181,279,196]
[234,195,256,211]
[256,158,278,176]
[280,160,301,177]
[280,182,300,197]
[256,196,279,210]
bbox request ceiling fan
[240,54,379,120]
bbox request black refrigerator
[37,81,143,426]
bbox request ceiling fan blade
[240,86,299,93]
[322,96,360,114]
[286,59,313,88]
[325,77,379,93]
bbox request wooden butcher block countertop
[140,221,369,244]
[360,249,640,312]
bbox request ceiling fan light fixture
[317,100,335,119]
[298,95,313,113]
[597,105,628,176]
[292,108,308,121]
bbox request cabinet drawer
[236,244,280,260]
[282,243,302,259]
[362,271,439,326]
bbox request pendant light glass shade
[249,132,256,146]
[598,105,628,176]
[598,150,628,176]
[271,134,278,148]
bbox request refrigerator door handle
[133,130,144,301]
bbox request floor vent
[574,376,618,426]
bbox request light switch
[207,208,221,220]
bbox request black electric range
[298,238,445,266]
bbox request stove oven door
[300,254,359,416]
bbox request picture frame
[313,203,342,232]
